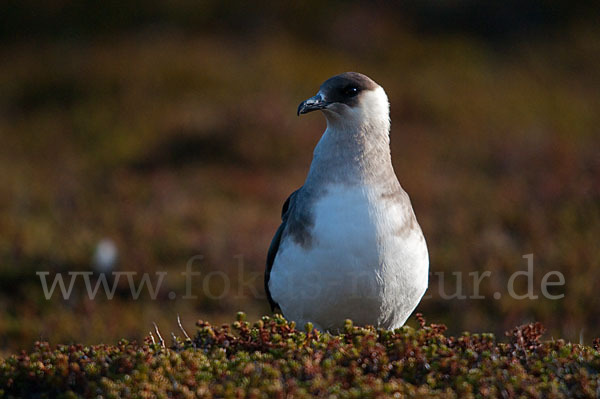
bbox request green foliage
[1,315,599,398]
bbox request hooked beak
[297,93,330,116]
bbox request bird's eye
[343,86,359,97]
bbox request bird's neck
[305,115,394,187]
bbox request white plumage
[265,72,429,332]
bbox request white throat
[306,87,394,186]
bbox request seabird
[265,72,429,331]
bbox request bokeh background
[1,1,599,355]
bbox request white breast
[269,183,429,331]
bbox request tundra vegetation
[1,313,599,398]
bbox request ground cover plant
[1,313,599,398]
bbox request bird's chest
[270,183,428,330]
[309,186,383,258]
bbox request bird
[265,72,429,332]
[92,238,118,273]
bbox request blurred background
[1,0,599,355]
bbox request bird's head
[297,72,389,128]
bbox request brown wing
[264,188,299,312]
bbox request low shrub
[1,313,599,398]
